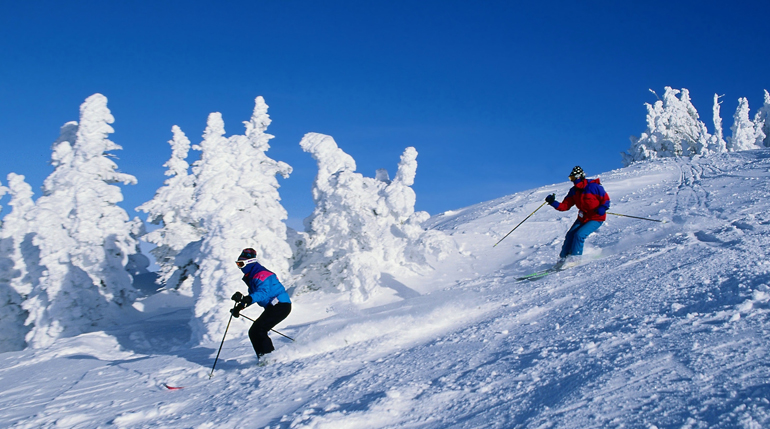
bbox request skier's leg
[249,307,278,355]
[266,303,291,331]
[568,221,602,256]
[248,315,273,356]
[249,303,292,356]
[560,220,582,258]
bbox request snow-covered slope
[2,151,769,428]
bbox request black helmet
[569,166,585,180]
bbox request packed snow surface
[2,151,770,428]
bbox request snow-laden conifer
[0,179,27,352]
[23,94,140,348]
[294,133,454,303]
[728,97,765,151]
[393,149,457,267]
[752,90,770,147]
[0,174,36,296]
[0,174,40,351]
[623,87,715,165]
[0,279,26,352]
[137,125,202,291]
[187,97,293,344]
[709,94,728,154]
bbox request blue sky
[1,0,768,228]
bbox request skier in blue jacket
[230,248,292,359]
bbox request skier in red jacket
[545,166,610,268]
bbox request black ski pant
[248,302,291,356]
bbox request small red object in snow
[163,384,184,390]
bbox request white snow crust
[2,150,770,427]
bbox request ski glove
[545,194,556,204]
[231,291,244,302]
[230,302,245,318]
[596,205,607,216]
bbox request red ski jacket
[550,178,610,223]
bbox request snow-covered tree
[0,279,26,352]
[752,89,770,147]
[187,97,293,344]
[0,173,43,352]
[125,218,150,279]
[708,94,728,154]
[137,125,202,291]
[0,174,36,296]
[0,178,27,352]
[23,94,141,348]
[623,87,716,165]
[293,133,381,302]
[293,133,454,303]
[728,97,765,151]
[390,149,457,268]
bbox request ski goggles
[235,258,259,268]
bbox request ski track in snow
[2,151,770,428]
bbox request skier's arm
[596,196,610,216]
[248,285,271,307]
[551,192,575,211]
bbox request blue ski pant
[560,220,603,258]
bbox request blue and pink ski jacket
[550,178,611,223]
[240,262,291,308]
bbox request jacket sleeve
[248,280,268,306]
[551,191,576,211]
[598,191,610,212]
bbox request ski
[516,254,604,281]
[516,269,557,281]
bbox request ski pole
[493,201,548,247]
[606,212,665,223]
[209,312,233,378]
[239,314,295,342]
